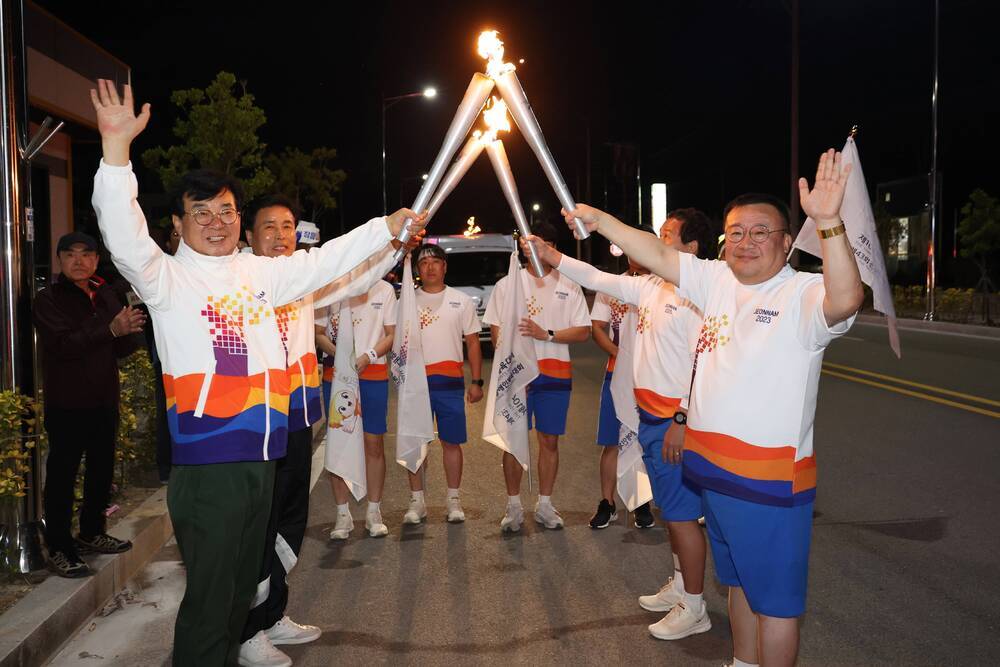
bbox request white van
[422,233,516,343]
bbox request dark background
[37,0,998,281]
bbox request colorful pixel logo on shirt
[609,299,628,333]
[418,306,439,329]
[526,295,543,317]
[274,303,300,346]
[635,306,652,335]
[201,287,272,375]
[697,314,731,354]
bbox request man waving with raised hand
[89,79,425,667]
[558,150,863,667]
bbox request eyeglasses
[725,225,789,245]
[185,208,240,226]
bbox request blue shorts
[526,376,571,436]
[702,489,813,618]
[323,378,388,436]
[429,387,467,445]
[637,408,702,521]
[596,371,620,446]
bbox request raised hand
[561,204,604,238]
[799,149,852,225]
[90,80,151,166]
[386,208,427,238]
[519,234,560,267]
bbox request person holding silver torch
[482,221,591,532]
[558,150,864,667]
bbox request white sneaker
[445,496,466,523]
[638,577,683,612]
[265,615,322,645]
[402,497,427,524]
[238,631,291,667]
[648,600,712,640]
[329,509,353,540]
[366,508,389,537]
[534,502,564,529]
[500,503,524,533]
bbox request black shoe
[75,533,133,554]
[589,499,618,529]
[46,547,92,578]
[634,502,655,529]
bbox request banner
[323,301,366,501]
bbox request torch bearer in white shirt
[478,30,590,241]
[391,72,495,262]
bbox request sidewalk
[0,487,173,667]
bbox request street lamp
[530,202,541,226]
[382,87,437,214]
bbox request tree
[142,71,273,198]
[957,188,1000,322]
[266,147,346,225]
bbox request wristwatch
[546,329,555,342]
[471,379,484,387]
[672,412,687,426]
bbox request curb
[0,486,173,667]
[857,313,1000,338]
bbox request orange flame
[482,96,510,138]
[477,30,515,79]
[463,216,482,238]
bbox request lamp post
[382,87,436,215]
[530,202,540,227]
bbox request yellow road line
[823,361,1000,408]
[821,369,1000,419]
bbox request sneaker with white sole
[446,496,465,523]
[238,631,291,667]
[329,509,353,540]
[366,509,389,537]
[402,497,427,524]
[265,615,322,645]
[500,503,524,533]
[638,577,683,612]
[648,600,712,640]
[534,502,564,529]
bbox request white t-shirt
[677,253,855,507]
[316,280,398,380]
[590,290,633,373]
[483,267,591,380]
[415,286,480,376]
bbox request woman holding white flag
[524,209,718,642]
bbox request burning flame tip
[477,29,515,78]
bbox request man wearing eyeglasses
[89,80,425,666]
[558,150,864,667]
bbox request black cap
[56,231,98,253]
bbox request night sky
[37,0,998,281]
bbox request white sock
[411,490,425,503]
[682,590,704,612]
[367,501,380,514]
[671,553,685,591]
[538,495,552,506]
[732,659,759,667]
[336,503,350,515]
[508,495,522,507]
[447,488,460,499]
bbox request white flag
[792,136,901,357]
[610,307,652,511]
[482,253,539,469]
[391,260,435,473]
[323,302,366,501]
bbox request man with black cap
[33,231,146,577]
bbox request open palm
[89,79,150,143]
[799,149,852,223]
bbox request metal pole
[381,95,387,216]
[925,0,940,320]
[790,0,800,229]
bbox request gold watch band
[817,223,846,240]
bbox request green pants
[168,460,276,666]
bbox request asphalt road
[50,318,1000,666]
